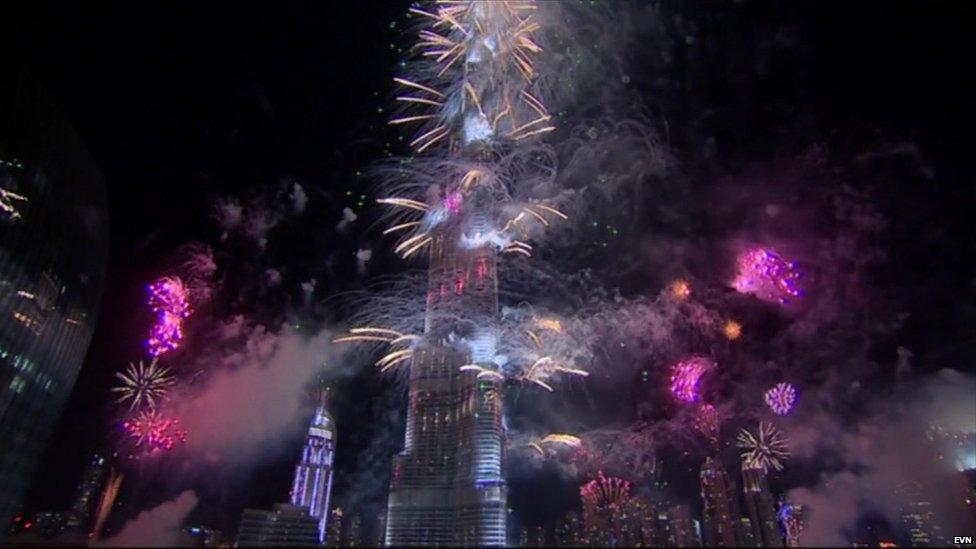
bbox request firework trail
[737,421,791,472]
[146,276,192,357]
[111,358,175,411]
[669,357,715,403]
[764,382,798,415]
[121,410,188,452]
[91,467,123,538]
[526,433,583,457]
[0,186,28,220]
[732,247,804,304]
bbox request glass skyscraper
[290,392,336,544]
[0,66,109,533]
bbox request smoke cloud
[98,490,198,547]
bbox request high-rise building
[741,463,783,547]
[896,480,945,546]
[290,391,336,543]
[374,511,387,547]
[665,504,701,547]
[384,1,559,545]
[63,454,107,533]
[0,65,109,534]
[700,457,743,546]
[327,507,343,548]
[236,504,320,548]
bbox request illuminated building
[700,457,744,546]
[290,391,336,543]
[665,504,701,547]
[63,454,107,533]
[327,507,343,547]
[236,504,321,548]
[554,511,581,547]
[183,525,224,547]
[895,481,945,546]
[374,511,386,547]
[0,65,109,534]
[741,463,783,547]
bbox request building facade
[0,66,109,534]
[63,454,106,533]
[236,504,321,548]
[700,457,743,546]
[290,392,336,543]
[742,463,783,547]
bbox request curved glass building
[0,66,109,533]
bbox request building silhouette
[290,390,336,543]
[0,65,109,535]
[700,457,743,546]
[62,454,106,533]
[237,504,320,547]
[742,463,783,547]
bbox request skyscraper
[383,2,555,545]
[0,64,109,534]
[665,504,701,547]
[63,454,106,534]
[741,463,783,547]
[700,457,743,546]
[290,390,336,544]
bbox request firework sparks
[722,319,743,340]
[764,382,798,415]
[333,327,422,374]
[0,187,28,220]
[520,356,589,392]
[111,358,175,411]
[580,471,632,511]
[669,278,691,300]
[146,276,192,357]
[737,421,790,472]
[669,357,715,403]
[121,410,188,452]
[694,404,720,445]
[91,468,123,538]
[732,247,804,304]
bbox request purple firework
[732,247,804,304]
[764,382,798,415]
[669,357,715,403]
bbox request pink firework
[146,276,192,357]
[443,191,463,215]
[580,471,631,511]
[732,247,803,304]
[669,357,715,403]
[764,382,798,415]
[121,410,188,451]
[695,403,720,444]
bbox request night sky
[3,1,974,545]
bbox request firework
[722,319,742,340]
[519,356,589,392]
[732,247,804,304]
[91,467,123,538]
[694,404,720,445]
[146,276,192,357]
[580,471,632,511]
[332,326,422,373]
[668,278,691,300]
[0,186,28,220]
[121,410,188,451]
[111,358,175,411]
[764,382,798,415]
[737,421,790,472]
[669,357,715,403]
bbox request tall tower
[742,463,783,547]
[63,454,107,533]
[380,1,555,546]
[290,391,336,544]
[700,457,743,547]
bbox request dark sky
[2,0,974,542]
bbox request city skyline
[2,0,975,546]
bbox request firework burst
[111,358,175,411]
[764,382,798,415]
[668,278,691,300]
[737,421,790,472]
[669,357,715,403]
[732,247,804,304]
[146,276,192,357]
[694,403,720,445]
[120,410,188,452]
[722,319,743,340]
